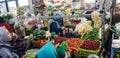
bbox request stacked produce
[1,13,14,23]
[75,21,93,35]
[48,32,58,40]
[30,29,47,47]
[25,49,39,58]
[91,11,102,29]
[55,36,68,44]
[81,28,99,40]
[28,18,39,25]
[31,39,47,47]
[31,29,46,40]
[64,19,72,26]
[80,39,100,50]
[67,38,83,53]
[79,26,101,55]
[17,7,24,15]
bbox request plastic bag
[14,16,27,29]
[112,44,120,48]
[57,41,68,58]
[112,40,120,44]
[24,17,39,30]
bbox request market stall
[0,0,118,58]
[10,11,106,58]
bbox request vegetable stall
[14,12,105,58]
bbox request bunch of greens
[25,49,39,58]
[17,7,24,15]
[14,25,20,30]
[31,29,46,40]
[81,28,99,40]
[1,14,14,22]
[48,32,58,40]
[24,28,31,35]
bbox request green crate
[78,48,100,55]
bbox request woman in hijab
[49,10,65,36]
[50,19,64,36]
[0,26,18,58]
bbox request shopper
[0,17,14,32]
[37,39,58,58]
[0,26,19,58]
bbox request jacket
[50,21,63,36]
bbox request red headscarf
[0,23,14,32]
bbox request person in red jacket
[0,17,14,32]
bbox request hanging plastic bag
[24,17,39,30]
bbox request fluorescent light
[18,0,28,6]
[85,0,95,3]
[117,0,120,3]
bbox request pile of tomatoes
[80,39,100,50]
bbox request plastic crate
[78,48,100,55]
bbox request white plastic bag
[24,17,39,30]
[112,44,120,48]
[112,40,120,44]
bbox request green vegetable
[48,32,58,39]
[109,26,116,33]
[17,7,24,15]
[114,52,120,58]
[81,28,99,40]
[25,28,32,35]
[14,25,20,30]
[1,14,13,22]
[32,29,46,40]
[26,49,39,58]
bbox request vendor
[53,9,64,26]
[49,19,66,36]
[49,9,65,36]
